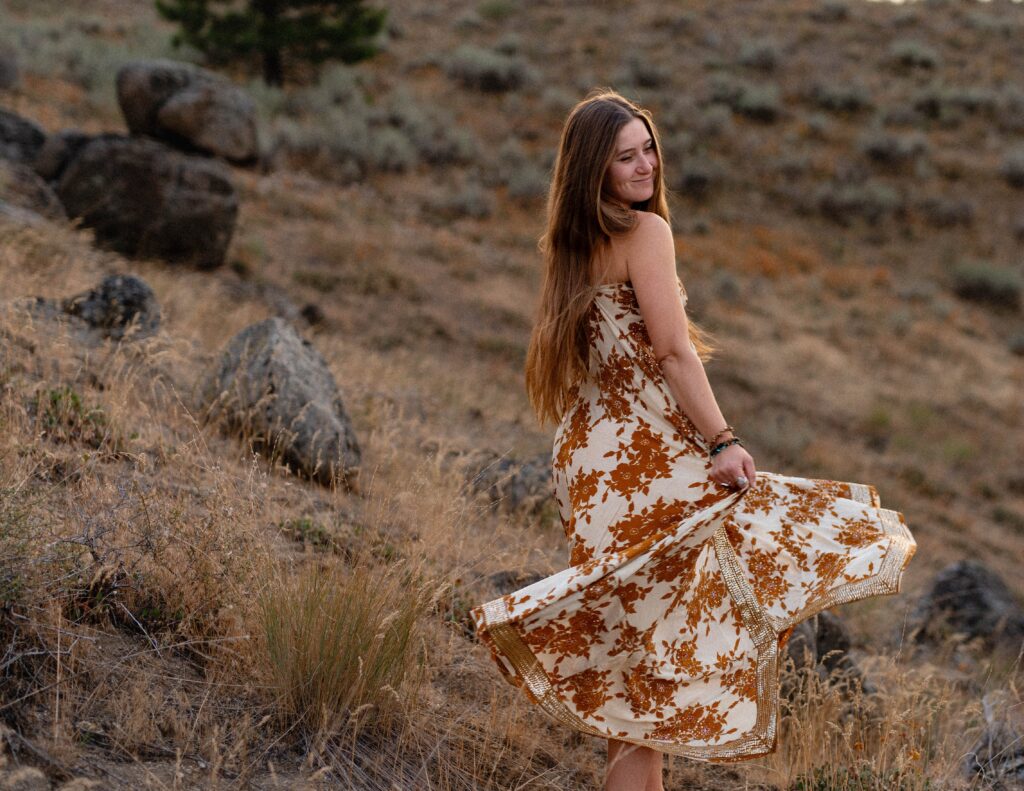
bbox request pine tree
[155,0,387,86]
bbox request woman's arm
[626,213,756,487]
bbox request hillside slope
[0,0,1022,788]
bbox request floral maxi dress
[469,278,916,762]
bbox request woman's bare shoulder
[621,211,673,256]
[624,211,672,244]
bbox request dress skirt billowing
[469,279,916,762]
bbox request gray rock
[61,274,160,341]
[0,108,45,164]
[116,59,259,163]
[911,560,1024,651]
[32,130,119,183]
[0,159,66,220]
[461,450,553,514]
[54,135,237,269]
[964,689,1024,789]
[784,611,870,692]
[0,47,18,91]
[201,318,361,489]
[487,569,545,595]
[13,274,160,347]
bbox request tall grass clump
[758,654,982,790]
[260,554,444,740]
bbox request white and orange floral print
[471,278,915,762]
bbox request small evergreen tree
[155,0,387,86]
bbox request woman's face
[604,116,658,207]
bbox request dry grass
[258,554,442,740]
[2,0,1024,786]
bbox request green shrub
[445,44,532,92]
[916,196,974,229]
[738,39,781,72]
[264,69,477,181]
[790,765,928,791]
[293,271,342,293]
[1,14,195,115]
[32,385,112,449]
[671,156,724,200]
[477,0,515,22]
[857,128,929,167]
[911,83,999,126]
[814,181,904,226]
[889,39,940,70]
[736,84,781,121]
[618,54,669,89]
[706,74,780,121]
[692,103,735,138]
[428,182,494,221]
[964,10,1016,36]
[950,261,1022,310]
[996,85,1024,133]
[809,1,849,22]
[1000,146,1024,189]
[809,81,872,114]
[506,165,548,202]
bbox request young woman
[470,89,916,791]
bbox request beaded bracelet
[709,425,735,445]
[710,437,743,457]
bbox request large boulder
[910,560,1024,651]
[0,159,66,220]
[54,135,237,269]
[116,59,259,163]
[0,108,45,164]
[200,318,361,489]
[33,130,120,183]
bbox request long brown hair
[525,88,715,428]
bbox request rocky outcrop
[54,136,237,269]
[200,318,361,489]
[116,59,259,163]
[0,108,45,164]
[910,560,1024,651]
[32,130,121,184]
[0,159,66,220]
[459,450,554,514]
